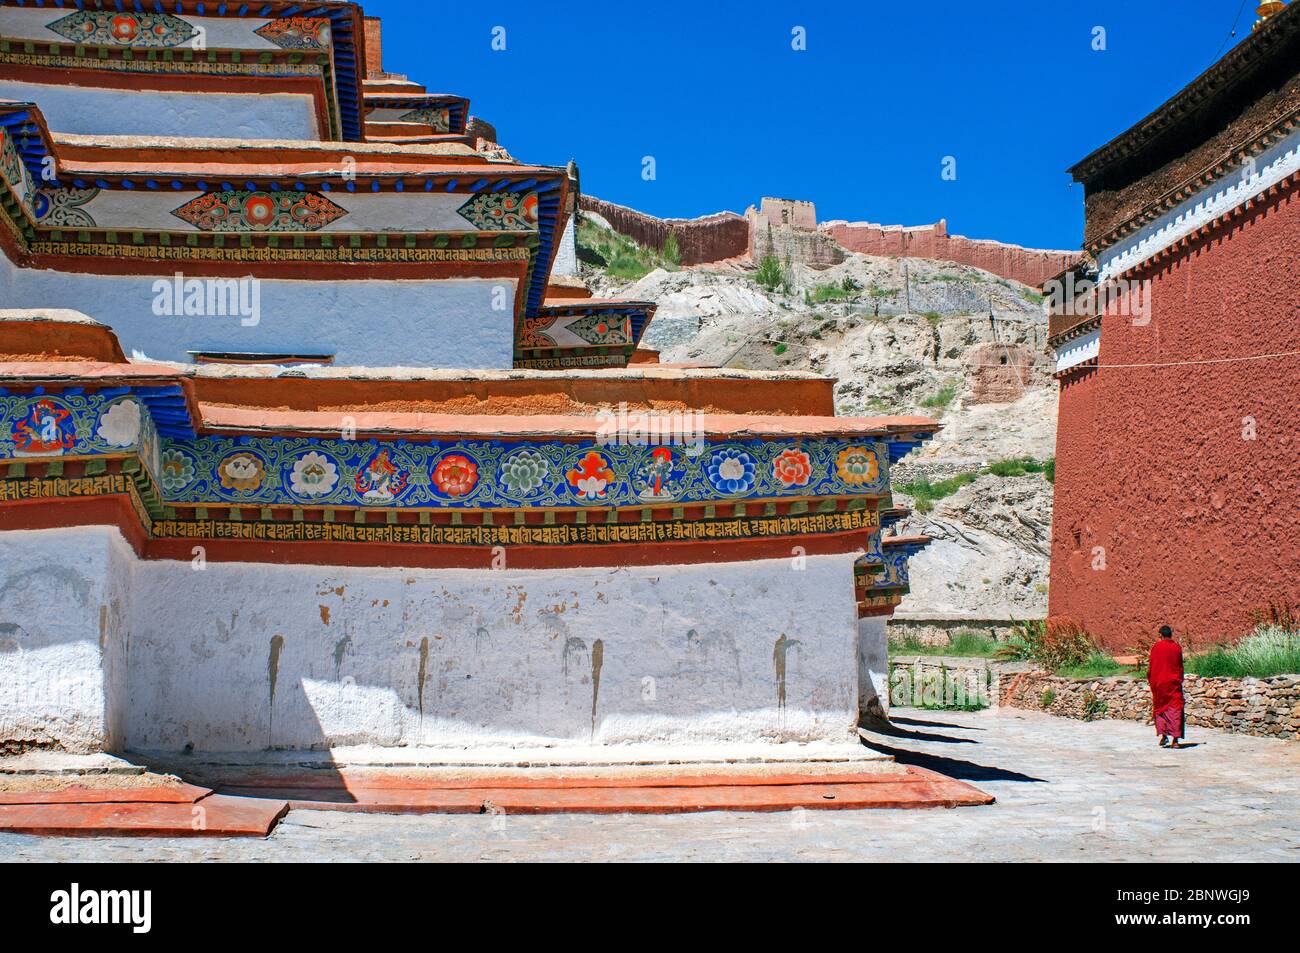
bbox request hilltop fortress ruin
[581,194,1084,289]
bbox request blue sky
[368,0,1259,251]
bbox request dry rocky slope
[581,213,1057,632]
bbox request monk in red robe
[1148,625,1185,748]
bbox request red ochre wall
[1048,185,1300,650]
[822,220,1083,289]
[579,196,750,266]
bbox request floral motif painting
[46,11,199,48]
[1,389,910,511]
[160,449,197,493]
[705,447,757,495]
[172,191,348,233]
[836,446,880,485]
[254,17,332,50]
[95,400,141,448]
[218,452,266,492]
[565,313,631,346]
[431,454,478,498]
[456,192,539,231]
[32,188,99,229]
[288,451,339,498]
[566,451,615,500]
[498,448,550,497]
[772,448,813,488]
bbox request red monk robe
[1148,637,1185,741]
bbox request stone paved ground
[3,708,1299,862]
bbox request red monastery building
[0,2,937,760]
[1048,2,1300,650]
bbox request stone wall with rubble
[1001,670,1300,741]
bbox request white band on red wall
[1097,122,1300,282]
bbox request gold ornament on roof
[1253,1,1287,31]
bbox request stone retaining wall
[1002,671,1300,741]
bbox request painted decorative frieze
[32,188,99,228]
[519,312,636,349]
[254,17,333,50]
[0,391,894,511]
[457,192,539,231]
[171,191,349,233]
[397,107,452,132]
[46,11,199,48]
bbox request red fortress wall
[822,219,1083,289]
[1048,184,1300,650]
[579,196,750,266]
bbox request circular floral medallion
[288,450,338,498]
[836,446,879,485]
[499,448,550,497]
[432,453,479,497]
[96,399,141,448]
[217,451,265,492]
[772,448,813,488]
[242,194,277,229]
[705,447,757,495]
[159,448,196,492]
[111,15,138,41]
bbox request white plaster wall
[0,81,319,141]
[0,526,130,753]
[125,552,863,752]
[856,616,889,724]
[0,254,516,367]
[0,527,867,755]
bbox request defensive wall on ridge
[583,194,1084,288]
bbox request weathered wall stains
[773,633,802,712]
[267,634,285,743]
[417,635,429,720]
[590,638,604,739]
[332,632,352,677]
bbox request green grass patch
[807,276,860,304]
[772,342,788,356]
[1055,652,1135,679]
[917,700,989,712]
[895,471,980,513]
[920,383,959,410]
[576,215,679,281]
[986,455,1046,477]
[1020,288,1045,305]
[890,629,1000,658]
[922,310,942,325]
[1185,626,1300,677]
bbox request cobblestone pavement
[4,708,1299,862]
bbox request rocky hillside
[580,212,1057,622]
